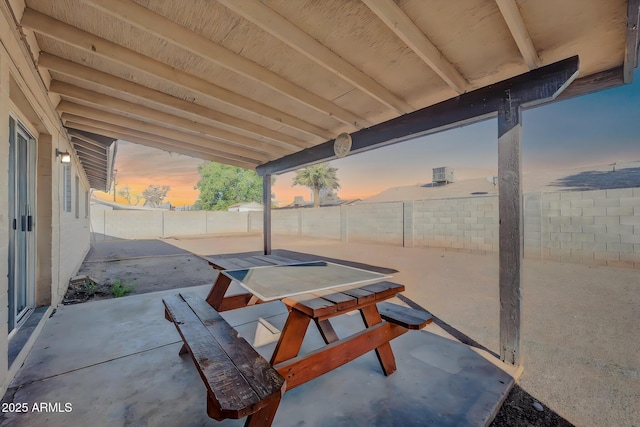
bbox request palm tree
[292,163,340,208]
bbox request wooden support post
[498,91,523,366]
[263,174,272,255]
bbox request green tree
[292,163,340,208]
[194,163,265,211]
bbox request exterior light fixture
[56,148,71,163]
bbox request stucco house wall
[1,5,92,395]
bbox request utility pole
[113,169,118,202]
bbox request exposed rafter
[72,144,107,162]
[56,101,285,160]
[495,0,542,69]
[64,114,263,166]
[65,121,259,168]
[83,0,369,129]
[51,80,303,154]
[68,129,108,150]
[362,0,470,94]
[21,8,334,140]
[216,0,413,115]
[39,54,317,148]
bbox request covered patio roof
[6,0,639,174]
[5,0,638,368]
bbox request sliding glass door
[8,117,37,332]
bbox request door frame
[8,114,37,333]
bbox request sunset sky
[95,68,640,207]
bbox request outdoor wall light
[56,148,71,164]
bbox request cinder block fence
[92,187,640,269]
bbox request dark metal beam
[256,56,579,176]
[624,0,640,83]
[263,174,272,255]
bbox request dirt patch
[62,276,114,305]
[490,384,575,427]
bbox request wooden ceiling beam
[65,120,260,169]
[68,129,108,151]
[495,0,542,69]
[362,0,470,94]
[258,56,579,176]
[84,0,369,129]
[21,8,334,140]
[39,53,316,148]
[72,142,107,161]
[57,101,282,161]
[216,0,413,115]
[64,114,263,166]
[624,0,640,83]
[51,80,302,154]
[73,146,107,163]
[78,157,107,171]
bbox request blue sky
[107,68,640,205]
[275,67,640,201]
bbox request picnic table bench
[164,292,285,427]
[164,255,432,425]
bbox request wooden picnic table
[206,256,432,390]
[164,255,431,426]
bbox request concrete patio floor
[166,234,640,427]
[2,233,638,426]
[1,282,512,427]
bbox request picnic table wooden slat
[282,295,338,318]
[377,302,433,330]
[162,295,262,419]
[340,287,376,304]
[311,291,357,311]
[359,281,405,300]
[181,293,285,401]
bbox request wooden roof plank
[21,7,334,140]
[39,53,316,148]
[66,121,260,169]
[217,0,413,115]
[51,80,303,154]
[65,118,263,166]
[362,0,470,94]
[57,101,282,160]
[68,131,108,152]
[84,0,369,130]
[495,0,542,69]
[65,114,265,165]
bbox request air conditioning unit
[432,167,455,184]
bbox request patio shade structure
[8,0,639,366]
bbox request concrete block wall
[206,211,249,234]
[413,196,499,252]
[103,211,164,239]
[541,188,640,269]
[302,206,341,240]
[164,211,207,236]
[347,202,404,246]
[248,211,262,232]
[90,187,639,269]
[272,209,301,235]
